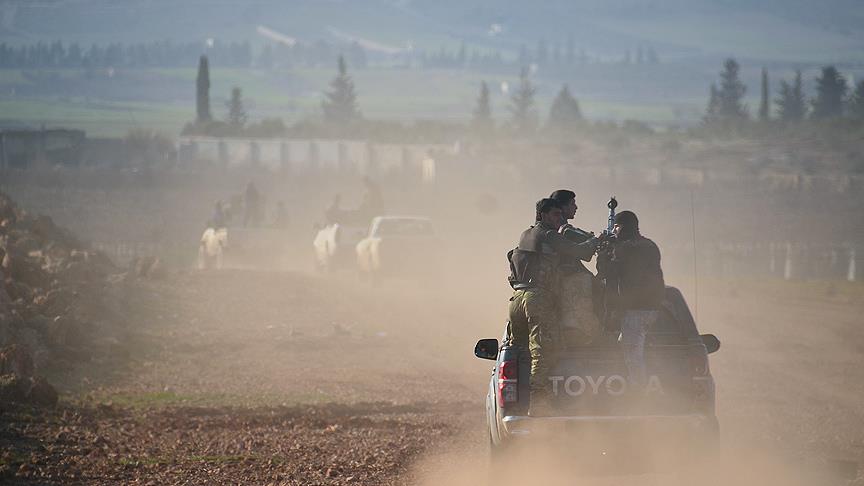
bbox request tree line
[704,58,864,129]
[0,38,655,72]
[184,53,586,139]
[183,52,864,142]
[0,40,253,69]
[183,56,286,138]
[419,40,658,70]
[0,39,368,71]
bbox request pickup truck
[475,286,720,462]
[312,221,369,272]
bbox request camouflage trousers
[557,271,602,346]
[508,289,558,395]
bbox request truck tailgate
[548,346,696,416]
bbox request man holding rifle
[549,190,603,346]
[597,209,666,390]
[507,198,599,416]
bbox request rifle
[606,196,618,236]
[597,196,619,334]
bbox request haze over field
[4,0,864,61]
[0,0,863,134]
[1,1,864,484]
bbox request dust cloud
[2,138,863,484]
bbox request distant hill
[1,0,863,63]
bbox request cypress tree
[811,66,848,119]
[226,86,247,131]
[322,55,360,126]
[704,83,720,123]
[509,67,537,134]
[546,84,582,131]
[196,55,212,122]
[775,71,807,122]
[717,58,748,120]
[472,81,493,134]
[849,80,864,121]
[758,68,770,121]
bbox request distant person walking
[272,201,289,228]
[210,200,227,229]
[243,182,261,227]
[325,195,342,225]
[359,177,383,217]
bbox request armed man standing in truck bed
[596,210,666,391]
[507,198,599,416]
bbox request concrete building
[0,129,86,169]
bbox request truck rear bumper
[501,413,716,440]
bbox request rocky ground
[1,189,863,485]
[1,400,466,485]
[1,260,486,485]
[2,269,862,485]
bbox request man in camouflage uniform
[550,190,603,346]
[508,198,599,416]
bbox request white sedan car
[355,216,440,281]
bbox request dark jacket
[598,234,665,310]
[508,222,597,291]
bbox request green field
[3,0,864,137]
[0,65,721,137]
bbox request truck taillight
[497,360,518,408]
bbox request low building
[0,129,86,169]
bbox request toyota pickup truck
[475,286,720,462]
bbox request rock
[6,255,48,289]
[0,313,9,345]
[0,274,10,307]
[30,214,81,249]
[5,279,33,303]
[46,315,74,348]
[0,374,28,402]
[7,328,46,368]
[24,314,50,334]
[61,260,98,283]
[0,192,116,383]
[129,256,163,279]
[27,375,58,407]
[0,345,57,407]
[0,344,34,378]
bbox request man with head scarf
[597,210,665,390]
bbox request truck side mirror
[700,334,720,354]
[474,339,499,360]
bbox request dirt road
[2,269,863,485]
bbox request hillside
[1,0,863,63]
